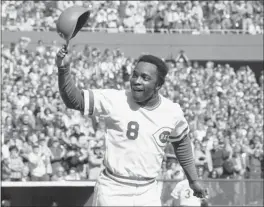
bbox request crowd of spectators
[2,1,263,34]
[1,36,263,186]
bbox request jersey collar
[140,94,162,111]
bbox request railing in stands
[2,26,264,35]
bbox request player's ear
[155,78,164,91]
[155,83,161,91]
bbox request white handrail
[2,181,96,187]
[2,26,263,34]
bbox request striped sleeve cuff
[169,119,190,143]
[83,89,95,116]
[169,127,189,142]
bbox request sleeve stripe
[176,119,186,130]
[169,126,189,142]
[88,90,94,116]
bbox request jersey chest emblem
[152,127,173,147]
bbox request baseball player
[166,176,207,207]
[56,46,207,206]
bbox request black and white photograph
[1,1,263,206]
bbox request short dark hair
[33,145,39,149]
[138,55,169,86]
[9,145,18,152]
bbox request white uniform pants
[92,170,161,206]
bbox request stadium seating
[2,1,263,34]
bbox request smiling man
[56,46,207,206]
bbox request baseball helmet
[56,6,90,41]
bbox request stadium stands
[2,1,263,34]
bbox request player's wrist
[58,64,69,70]
[58,65,70,73]
[189,179,198,185]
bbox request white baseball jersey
[171,179,201,206]
[83,89,189,184]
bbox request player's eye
[142,75,151,81]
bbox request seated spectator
[1,158,11,181]
[39,108,54,127]
[65,167,81,181]
[232,144,246,177]
[49,139,65,173]
[27,145,50,181]
[70,124,83,139]
[8,146,24,181]
[193,139,212,176]
[88,145,104,180]
[197,166,208,179]
[21,164,30,181]
[2,139,15,160]
[79,161,90,180]
[247,148,263,179]
[165,160,184,180]
[3,116,15,137]
[246,148,264,204]
[62,135,84,171]
[210,139,230,176]
[39,138,53,176]
[51,166,66,181]
[221,158,235,179]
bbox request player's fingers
[201,191,209,199]
[57,48,67,58]
[62,44,68,53]
[193,191,203,198]
[60,47,67,55]
[57,45,68,54]
[204,194,209,200]
[205,188,209,196]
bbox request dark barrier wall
[2,179,263,206]
[2,186,94,207]
[2,31,263,61]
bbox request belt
[103,168,155,185]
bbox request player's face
[130,61,160,104]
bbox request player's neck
[137,93,161,110]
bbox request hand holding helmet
[55,5,90,68]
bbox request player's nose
[134,76,143,85]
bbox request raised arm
[56,45,84,112]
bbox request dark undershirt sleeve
[172,135,198,183]
[58,66,84,113]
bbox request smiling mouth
[132,88,144,92]
[132,86,144,92]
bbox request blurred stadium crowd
[1,36,263,185]
[2,1,263,34]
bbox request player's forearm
[58,65,84,112]
[172,135,198,183]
